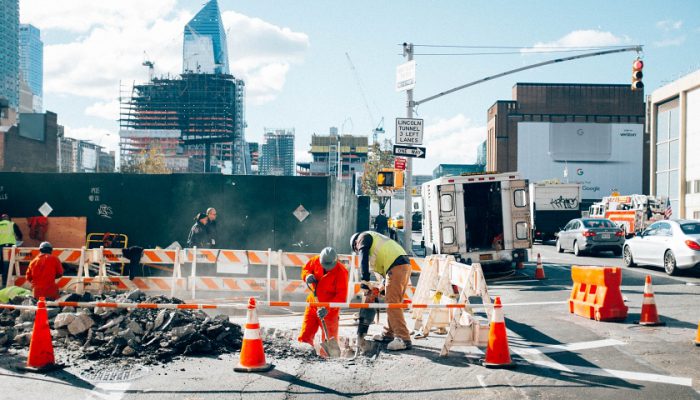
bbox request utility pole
[402,42,413,253]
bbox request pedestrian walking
[187,212,210,248]
[206,207,218,248]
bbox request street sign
[395,118,424,145]
[395,60,416,92]
[394,157,406,170]
[393,145,426,159]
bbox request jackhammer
[353,285,381,359]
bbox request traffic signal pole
[403,43,414,252]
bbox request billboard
[517,122,643,199]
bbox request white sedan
[623,220,700,275]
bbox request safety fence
[2,246,425,303]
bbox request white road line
[476,374,488,389]
[528,360,693,387]
[512,339,626,356]
[84,382,132,400]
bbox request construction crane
[142,51,155,81]
[345,52,385,144]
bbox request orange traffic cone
[694,321,700,346]
[19,297,62,372]
[234,298,274,373]
[534,253,546,280]
[636,275,665,326]
[482,297,515,369]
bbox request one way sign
[393,145,426,159]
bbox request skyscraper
[183,0,229,74]
[260,129,295,176]
[1,0,20,110]
[19,24,43,112]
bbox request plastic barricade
[569,266,628,322]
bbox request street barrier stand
[569,266,628,322]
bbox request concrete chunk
[54,313,77,328]
[68,313,95,336]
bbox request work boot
[387,338,412,351]
[372,333,394,342]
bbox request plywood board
[12,217,87,248]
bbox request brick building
[0,110,58,172]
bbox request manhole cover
[80,365,150,382]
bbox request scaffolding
[119,73,247,173]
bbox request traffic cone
[636,275,665,326]
[482,297,515,369]
[694,321,700,346]
[234,297,274,373]
[534,253,546,280]
[19,297,63,372]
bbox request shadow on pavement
[0,352,95,391]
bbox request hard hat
[39,241,53,254]
[319,247,337,270]
[0,214,8,220]
[350,232,361,252]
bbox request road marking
[512,339,626,356]
[528,360,693,387]
[476,374,488,388]
[85,382,132,400]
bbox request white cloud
[85,100,120,121]
[414,114,486,175]
[23,1,309,108]
[295,149,311,163]
[653,36,686,48]
[656,20,683,32]
[522,30,628,53]
[64,125,120,154]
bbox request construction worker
[351,231,412,351]
[0,214,23,288]
[298,247,348,347]
[26,242,64,300]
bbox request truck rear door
[437,184,460,254]
[510,180,532,249]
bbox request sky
[18,0,700,175]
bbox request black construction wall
[0,173,357,252]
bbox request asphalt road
[1,244,699,399]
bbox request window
[657,222,672,236]
[583,219,616,228]
[513,189,527,207]
[440,194,453,212]
[442,227,455,245]
[682,223,700,234]
[516,222,528,240]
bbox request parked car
[623,220,700,275]
[412,211,422,231]
[556,218,625,256]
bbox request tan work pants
[383,263,411,341]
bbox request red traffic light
[631,58,644,91]
[632,59,644,71]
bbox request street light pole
[402,42,413,253]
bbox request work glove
[317,307,328,319]
[305,275,317,285]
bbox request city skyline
[16,0,700,174]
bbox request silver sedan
[556,218,625,256]
[623,219,700,275]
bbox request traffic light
[393,169,404,189]
[632,58,644,91]
[377,169,395,187]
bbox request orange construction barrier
[234,298,274,373]
[534,253,545,279]
[636,275,664,326]
[569,266,627,322]
[482,297,515,369]
[20,297,62,372]
[694,321,700,346]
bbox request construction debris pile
[0,290,243,363]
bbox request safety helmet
[39,241,53,254]
[319,247,337,270]
[350,232,361,252]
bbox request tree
[121,147,171,174]
[361,140,394,210]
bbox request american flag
[664,203,673,219]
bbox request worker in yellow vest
[350,231,412,351]
[0,214,23,288]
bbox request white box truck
[529,182,582,242]
[421,172,531,270]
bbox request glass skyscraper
[183,0,230,74]
[1,0,20,110]
[19,24,43,112]
[260,129,295,176]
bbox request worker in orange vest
[26,242,64,300]
[298,247,348,346]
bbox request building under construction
[119,73,249,174]
[296,129,368,182]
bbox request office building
[260,129,295,176]
[648,69,700,219]
[183,0,229,74]
[19,24,42,112]
[487,83,646,206]
[1,0,19,110]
